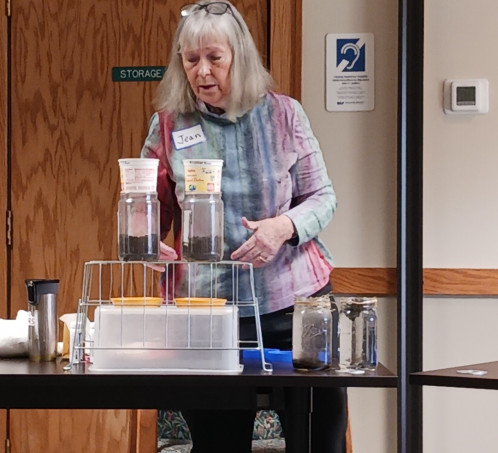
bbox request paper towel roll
[0,310,29,357]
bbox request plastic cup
[118,158,159,193]
[183,159,223,194]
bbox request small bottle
[292,296,333,371]
[339,297,378,370]
[118,192,160,261]
[182,193,224,261]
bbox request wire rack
[68,260,273,374]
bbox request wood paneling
[7,2,187,452]
[423,268,498,296]
[5,2,279,453]
[10,0,170,318]
[8,0,270,328]
[1,7,8,451]
[332,267,397,296]
[333,267,498,296]
[9,410,146,453]
[0,410,5,453]
[270,0,302,99]
[236,0,267,61]
[0,0,8,322]
[136,410,157,453]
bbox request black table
[410,361,498,390]
[0,357,397,452]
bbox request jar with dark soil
[118,234,159,261]
[292,296,334,371]
[182,193,224,262]
[117,192,160,262]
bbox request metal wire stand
[68,260,273,374]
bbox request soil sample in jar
[292,297,333,371]
[182,236,223,262]
[119,234,159,261]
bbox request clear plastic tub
[91,305,240,373]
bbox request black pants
[183,285,348,453]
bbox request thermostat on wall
[443,79,489,114]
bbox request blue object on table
[242,348,292,363]
[267,349,292,363]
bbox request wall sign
[112,66,166,82]
[326,33,374,112]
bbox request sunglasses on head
[180,2,243,30]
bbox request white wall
[424,0,498,267]
[302,1,398,452]
[302,0,498,452]
[423,0,498,451]
[424,298,498,453]
[302,0,398,268]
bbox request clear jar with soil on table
[292,295,336,371]
[118,192,160,261]
[117,158,160,262]
[181,159,224,262]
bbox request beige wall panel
[302,1,398,453]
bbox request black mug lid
[25,279,60,305]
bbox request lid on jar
[183,159,223,194]
[339,296,377,308]
[118,158,159,193]
[294,295,331,307]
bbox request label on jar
[183,159,223,193]
[118,158,159,193]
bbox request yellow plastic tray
[174,297,227,307]
[110,297,163,307]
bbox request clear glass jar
[117,192,160,261]
[182,193,224,262]
[292,295,334,371]
[339,296,378,370]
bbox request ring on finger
[258,255,270,263]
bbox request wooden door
[10,410,139,453]
[7,0,299,322]
[1,1,7,449]
[5,1,302,452]
[8,0,269,321]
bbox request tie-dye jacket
[140,91,337,315]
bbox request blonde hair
[153,1,274,121]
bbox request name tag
[172,125,206,150]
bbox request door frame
[1,0,8,447]
[1,0,8,321]
[269,0,302,99]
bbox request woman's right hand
[230,215,295,268]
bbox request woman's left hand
[230,215,295,268]
[146,242,178,272]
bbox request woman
[141,2,347,452]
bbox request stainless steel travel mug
[25,279,60,362]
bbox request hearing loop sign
[326,33,374,112]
